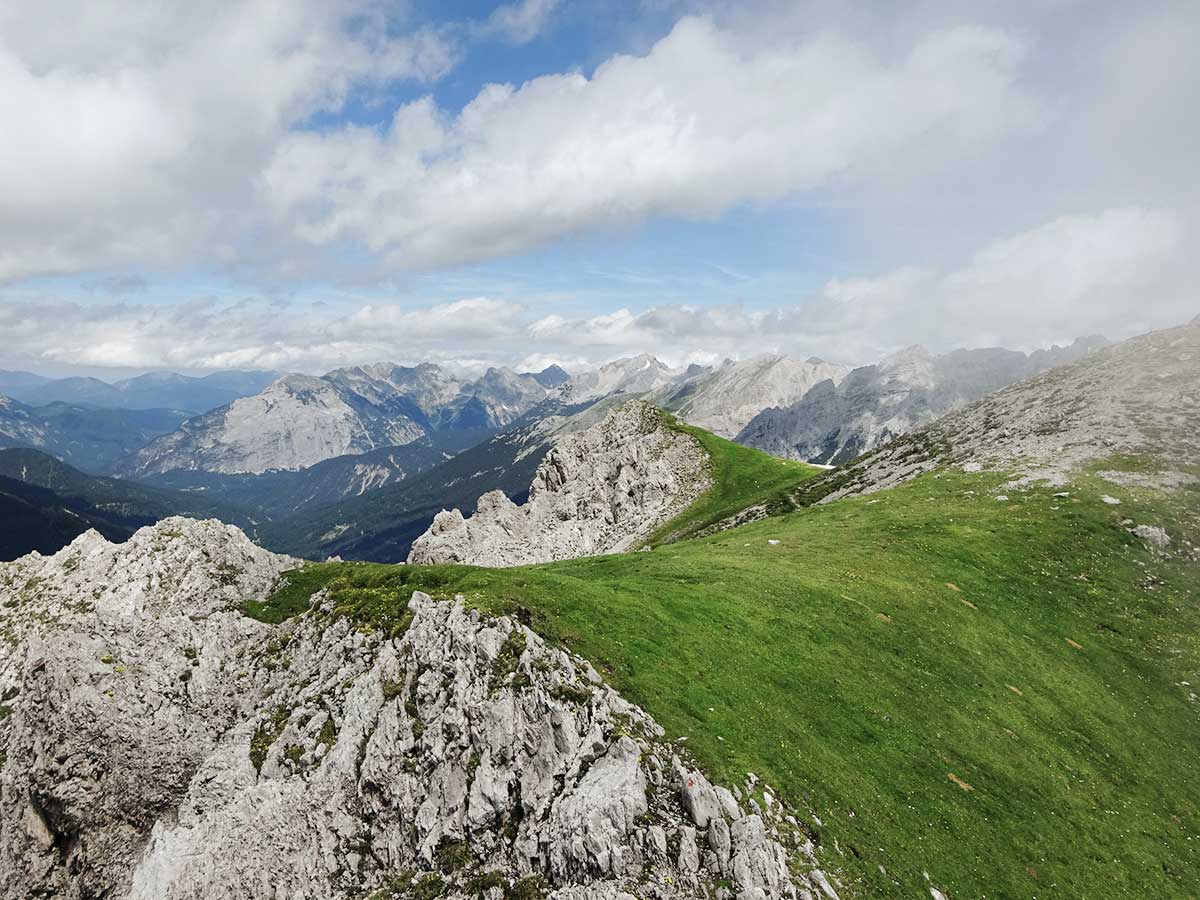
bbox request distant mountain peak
[128,362,559,476]
[526,364,570,388]
[738,333,1119,465]
[882,344,932,364]
[660,354,851,438]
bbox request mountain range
[126,363,566,476]
[736,336,1109,463]
[3,319,1195,900]
[0,334,1122,562]
[0,396,190,473]
[0,368,280,413]
[113,338,1095,485]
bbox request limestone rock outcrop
[407,401,712,566]
[0,519,837,900]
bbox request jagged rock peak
[526,364,572,389]
[0,521,836,899]
[408,401,712,567]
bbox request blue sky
[0,0,1196,377]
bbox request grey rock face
[0,521,836,900]
[1133,524,1171,553]
[407,401,712,566]
[566,355,683,403]
[661,355,850,439]
[0,518,297,900]
[129,363,558,476]
[737,338,1108,464]
[794,321,1199,502]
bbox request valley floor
[246,461,1200,900]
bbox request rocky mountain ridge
[0,518,836,899]
[127,364,566,476]
[408,401,712,567]
[660,355,850,439]
[736,337,1109,464]
[792,321,1198,505]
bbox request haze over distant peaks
[737,336,1111,464]
[0,368,280,413]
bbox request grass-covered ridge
[245,462,1199,900]
[646,412,824,545]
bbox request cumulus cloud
[3,208,1193,377]
[264,17,1041,268]
[0,0,456,281]
[0,296,529,373]
[1,0,1196,371]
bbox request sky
[0,0,1197,378]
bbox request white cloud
[341,298,526,340]
[1,208,1194,377]
[0,0,456,281]
[264,16,1041,268]
[479,0,561,44]
[529,208,1198,364]
[0,296,528,373]
[0,0,1196,373]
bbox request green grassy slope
[244,457,1199,900]
[645,414,823,545]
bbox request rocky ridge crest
[407,401,712,567]
[0,518,834,899]
[793,321,1199,504]
[736,337,1109,465]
